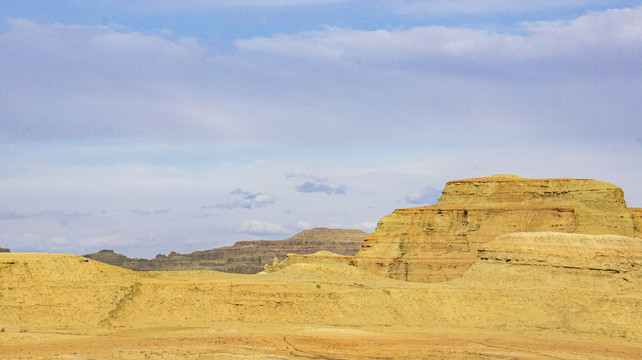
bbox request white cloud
[49,237,69,246]
[241,220,288,236]
[295,181,348,195]
[205,189,278,209]
[129,0,346,11]
[131,208,171,216]
[391,0,594,15]
[77,235,131,249]
[286,173,330,183]
[295,220,312,230]
[234,6,642,144]
[3,8,642,148]
[405,186,442,205]
[237,6,642,68]
[352,222,377,233]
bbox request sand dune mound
[0,253,140,330]
[0,253,136,283]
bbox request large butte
[353,174,642,282]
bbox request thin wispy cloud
[405,186,442,205]
[286,173,329,183]
[241,220,288,236]
[390,0,598,15]
[3,8,641,146]
[237,7,642,69]
[131,208,171,216]
[204,189,277,210]
[0,210,90,220]
[130,0,347,11]
[295,181,348,195]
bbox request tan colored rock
[473,232,642,282]
[84,227,367,273]
[2,231,642,358]
[353,175,640,283]
[262,250,354,273]
[632,208,642,236]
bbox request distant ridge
[0,247,9,253]
[84,228,367,273]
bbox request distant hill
[83,228,367,273]
[0,247,9,253]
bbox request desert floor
[3,246,642,360]
[2,324,641,360]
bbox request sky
[1,1,641,258]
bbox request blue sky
[1,1,641,257]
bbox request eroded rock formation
[353,175,641,283]
[84,228,367,273]
[2,231,641,340]
[633,208,642,234]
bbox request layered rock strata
[2,231,642,341]
[84,228,366,273]
[353,175,641,283]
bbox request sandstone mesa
[1,175,641,359]
[354,174,641,282]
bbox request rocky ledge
[353,175,641,283]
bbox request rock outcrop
[633,208,642,234]
[2,231,642,340]
[84,228,367,273]
[474,232,642,281]
[353,175,641,283]
[0,247,9,253]
[262,250,354,274]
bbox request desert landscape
[2,175,642,359]
[83,228,367,274]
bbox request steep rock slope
[633,208,642,234]
[84,228,367,273]
[353,175,640,282]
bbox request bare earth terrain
[3,324,641,359]
[2,175,641,359]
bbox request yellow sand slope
[1,232,641,359]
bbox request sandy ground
[3,242,642,360]
[2,324,641,360]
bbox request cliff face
[84,228,367,273]
[633,208,642,234]
[353,175,640,283]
